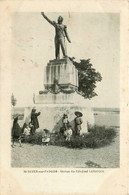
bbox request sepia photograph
[11,12,120,168]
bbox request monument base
[44,58,78,89]
[34,93,76,104]
[29,56,94,134]
[24,104,94,134]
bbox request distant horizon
[13,106,120,110]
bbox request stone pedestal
[34,93,75,104]
[32,57,94,133]
[44,58,78,90]
[24,105,94,134]
[35,57,79,104]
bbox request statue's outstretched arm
[64,26,71,43]
[41,12,55,26]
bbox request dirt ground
[11,130,119,168]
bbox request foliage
[22,131,43,144]
[22,126,117,149]
[51,125,117,149]
[81,125,117,148]
[11,93,17,106]
[69,57,102,99]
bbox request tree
[70,57,102,99]
[11,93,17,107]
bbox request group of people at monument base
[11,108,41,147]
[11,108,83,147]
[60,112,83,140]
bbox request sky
[12,12,120,107]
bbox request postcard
[0,0,128,194]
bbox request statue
[41,12,71,59]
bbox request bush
[86,125,117,148]
[22,131,43,145]
[50,126,117,149]
[50,134,67,147]
[21,126,117,149]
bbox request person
[74,111,83,136]
[29,122,35,135]
[11,116,22,147]
[23,123,31,136]
[59,126,66,135]
[62,114,69,131]
[41,12,71,59]
[64,125,73,141]
[31,108,41,132]
[41,129,50,146]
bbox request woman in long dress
[31,108,41,132]
[12,117,22,147]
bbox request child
[23,123,31,136]
[60,126,65,135]
[29,122,34,135]
[62,114,69,131]
[42,129,50,146]
[74,111,83,136]
[64,125,73,141]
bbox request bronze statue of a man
[41,12,71,59]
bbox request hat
[75,111,83,117]
[63,114,68,118]
[44,129,49,133]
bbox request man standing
[31,108,41,132]
[41,12,71,59]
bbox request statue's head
[58,16,63,24]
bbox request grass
[11,129,119,168]
[21,125,117,149]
